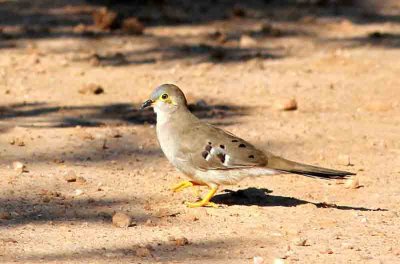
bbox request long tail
[266,153,355,179]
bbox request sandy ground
[0,1,400,263]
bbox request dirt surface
[1,1,400,263]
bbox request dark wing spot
[208,142,212,145]
[205,145,212,152]
[239,143,246,148]
[232,139,239,142]
[248,155,255,159]
[220,144,225,149]
[201,151,209,160]
[217,153,226,163]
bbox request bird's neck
[155,106,192,127]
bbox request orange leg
[185,187,219,208]
[172,180,200,192]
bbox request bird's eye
[161,94,168,100]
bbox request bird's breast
[156,122,179,164]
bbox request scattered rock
[74,189,84,196]
[345,176,361,189]
[168,235,189,246]
[112,130,122,138]
[273,258,285,264]
[89,54,101,66]
[53,159,65,164]
[102,139,108,150]
[12,161,26,173]
[79,83,104,95]
[240,35,257,48]
[112,212,133,228]
[0,211,11,220]
[1,238,17,243]
[135,246,152,257]
[10,137,25,146]
[144,219,156,227]
[232,5,246,17]
[254,256,265,264]
[173,236,189,246]
[321,248,334,254]
[122,17,144,35]
[337,154,352,166]
[64,170,77,182]
[275,98,298,111]
[76,176,87,185]
[209,30,227,43]
[341,242,354,249]
[93,7,119,30]
[292,237,307,246]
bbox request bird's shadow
[212,188,386,212]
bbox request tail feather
[266,153,355,179]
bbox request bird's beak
[140,99,154,110]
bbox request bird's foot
[184,187,218,208]
[171,181,194,192]
[185,201,219,208]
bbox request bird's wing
[177,122,267,171]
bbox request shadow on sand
[212,187,387,211]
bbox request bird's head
[140,84,187,114]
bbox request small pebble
[112,212,133,228]
[345,176,360,189]
[232,5,246,17]
[64,170,77,182]
[168,236,189,246]
[275,98,298,111]
[273,258,285,264]
[122,17,144,35]
[240,35,257,48]
[92,7,118,30]
[74,189,84,196]
[89,54,101,66]
[174,237,189,246]
[144,219,155,227]
[0,211,11,220]
[254,256,265,264]
[292,237,307,246]
[321,248,334,254]
[76,176,87,185]
[79,83,104,95]
[12,161,26,173]
[341,242,354,249]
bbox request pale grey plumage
[141,84,355,207]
